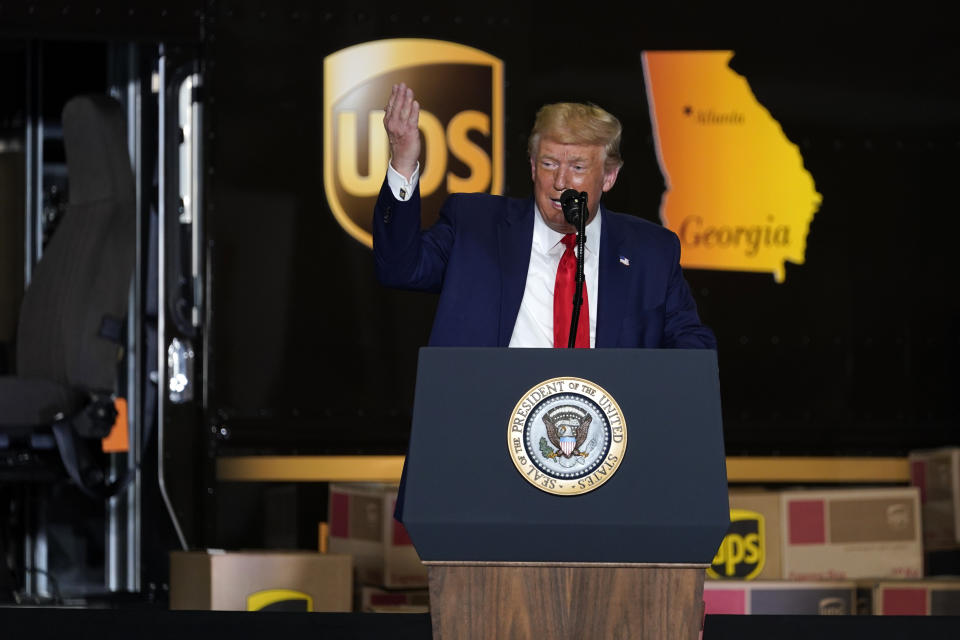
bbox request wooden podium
[398,348,728,640]
[426,563,705,639]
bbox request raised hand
[383,83,421,181]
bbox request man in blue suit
[374,83,715,350]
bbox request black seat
[0,94,135,494]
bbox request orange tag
[102,397,129,453]
[318,522,329,554]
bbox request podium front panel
[400,347,729,564]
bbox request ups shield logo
[707,508,766,580]
[324,39,504,247]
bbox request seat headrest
[61,95,135,206]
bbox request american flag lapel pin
[619,255,630,266]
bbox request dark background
[201,5,960,457]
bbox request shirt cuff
[387,161,420,201]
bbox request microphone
[560,189,587,226]
[559,189,589,348]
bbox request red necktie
[554,233,590,348]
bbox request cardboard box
[707,490,782,580]
[872,579,960,615]
[170,550,352,611]
[703,580,857,615]
[359,585,430,613]
[328,483,428,588]
[909,447,960,550]
[781,487,923,580]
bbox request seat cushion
[0,376,85,429]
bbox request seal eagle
[542,411,591,458]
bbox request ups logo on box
[324,39,504,247]
[707,509,766,580]
[247,589,313,612]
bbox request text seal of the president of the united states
[507,377,627,496]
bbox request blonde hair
[528,102,623,173]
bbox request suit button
[383,204,392,223]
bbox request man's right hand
[383,83,420,180]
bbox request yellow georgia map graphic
[642,51,822,283]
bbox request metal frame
[157,49,204,552]
[105,41,144,594]
[23,40,42,284]
[156,47,190,551]
[21,39,48,599]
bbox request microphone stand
[567,192,588,348]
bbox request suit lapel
[497,198,535,346]
[596,207,630,347]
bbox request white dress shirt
[509,207,600,348]
[387,160,600,348]
[387,162,419,200]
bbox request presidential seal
[507,377,627,496]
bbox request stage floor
[1,607,959,639]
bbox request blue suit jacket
[373,180,715,349]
